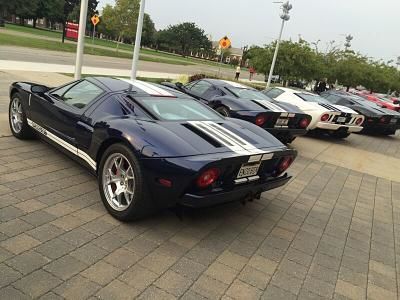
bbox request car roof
[202,79,254,89]
[88,77,187,98]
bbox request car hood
[130,118,285,158]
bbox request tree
[141,13,155,47]
[164,22,212,57]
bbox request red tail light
[299,118,310,128]
[275,156,294,176]
[255,114,267,126]
[196,168,220,188]
[320,114,330,122]
[355,118,363,125]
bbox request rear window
[226,87,273,101]
[295,93,332,105]
[138,97,223,121]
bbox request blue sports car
[9,77,296,221]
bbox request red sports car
[358,93,400,112]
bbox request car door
[29,79,105,149]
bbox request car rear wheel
[9,93,34,139]
[215,106,230,117]
[98,143,153,221]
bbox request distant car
[9,77,297,221]
[320,90,400,135]
[357,93,400,112]
[262,87,365,138]
[162,79,311,144]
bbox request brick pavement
[0,134,399,299]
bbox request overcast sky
[98,0,400,62]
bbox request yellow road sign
[219,36,231,49]
[91,15,100,26]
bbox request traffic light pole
[74,0,89,80]
[131,0,146,80]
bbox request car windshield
[138,97,223,121]
[295,93,332,104]
[227,87,273,101]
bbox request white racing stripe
[252,99,287,113]
[119,78,174,97]
[27,119,97,170]
[188,121,268,158]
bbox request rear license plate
[337,117,346,123]
[275,118,289,126]
[237,162,261,179]
[390,118,397,123]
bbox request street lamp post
[266,1,292,89]
[74,0,89,80]
[131,0,146,80]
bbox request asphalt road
[0,46,264,81]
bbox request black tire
[8,93,35,139]
[329,131,350,139]
[215,106,230,117]
[98,143,154,221]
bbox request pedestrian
[249,66,255,81]
[235,65,241,80]
[316,78,327,94]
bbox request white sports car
[263,87,365,138]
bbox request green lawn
[4,23,236,69]
[0,32,194,65]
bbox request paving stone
[0,233,41,254]
[59,227,96,247]
[35,237,76,259]
[185,246,219,266]
[0,206,24,222]
[0,246,13,263]
[367,284,396,300]
[54,274,101,300]
[96,279,141,300]
[82,217,117,236]
[191,274,228,299]
[238,265,271,290]
[0,286,30,300]
[44,254,88,280]
[278,258,308,279]
[225,279,263,299]
[20,210,57,226]
[137,285,177,300]
[303,276,336,298]
[5,250,50,274]
[0,218,33,237]
[26,223,65,242]
[309,262,339,284]
[171,257,207,281]
[180,290,208,300]
[119,264,159,291]
[270,271,303,295]
[13,269,62,298]
[154,270,192,297]
[261,284,297,300]
[104,247,141,270]
[204,261,238,285]
[70,242,109,265]
[335,279,365,300]
[51,214,86,231]
[81,261,123,285]
[39,292,64,300]
[0,263,22,288]
[14,199,47,213]
[248,255,278,275]
[138,250,177,274]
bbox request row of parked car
[9,76,398,220]
[163,79,400,144]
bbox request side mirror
[393,100,400,105]
[31,85,49,94]
[175,82,184,89]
